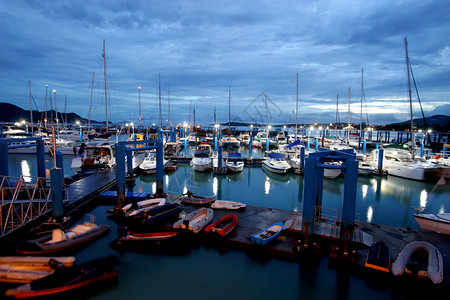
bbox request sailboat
[221,87,240,148]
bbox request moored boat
[109,230,188,251]
[15,216,110,255]
[262,152,291,174]
[179,191,216,205]
[225,152,244,173]
[250,221,283,245]
[173,208,214,233]
[364,240,390,273]
[413,213,450,235]
[211,200,246,210]
[391,241,443,284]
[142,203,184,225]
[204,214,238,237]
[4,255,119,299]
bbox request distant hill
[0,102,100,125]
[385,115,450,132]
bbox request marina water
[5,151,449,299]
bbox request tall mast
[88,72,94,131]
[228,86,231,136]
[29,80,33,134]
[53,89,58,129]
[64,95,67,129]
[103,39,108,134]
[360,68,364,134]
[44,84,48,126]
[336,94,339,128]
[138,86,142,130]
[168,84,171,126]
[405,37,414,158]
[347,87,351,146]
[295,72,299,140]
[158,73,162,129]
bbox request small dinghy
[250,221,283,245]
[173,208,214,233]
[391,241,443,284]
[364,240,390,273]
[179,190,216,205]
[110,230,187,251]
[204,214,238,237]
[211,200,246,210]
[15,216,110,255]
[142,203,184,225]
[119,198,166,217]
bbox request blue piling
[315,139,318,150]
[302,156,320,237]
[376,143,379,149]
[36,138,46,179]
[300,147,305,169]
[156,139,164,197]
[340,159,359,242]
[266,136,269,151]
[377,148,384,170]
[249,134,253,158]
[50,168,64,221]
[116,143,126,208]
[218,145,223,168]
[307,140,310,152]
[214,133,217,151]
[0,141,8,176]
[420,143,424,157]
[126,150,133,176]
[363,140,367,152]
[56,151,64,183]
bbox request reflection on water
[361,184,368,200]
[20,160,31,182]
[420,189,428,208]
[366,205,373,223]
[265,178,270,195]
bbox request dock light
[268,125,272,130]
[21,120,26,124]
[138,86,141,90]
[319,126,323,130]
[76,121,80,126]
[418,129,423,133]
[428,129,432,133]
[283,125,286,129]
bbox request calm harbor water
[4,150,450,299]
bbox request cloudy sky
[1,0,449,127]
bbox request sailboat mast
[228,86,231,136]
[360,68,363,134]
[404,37,414,158]
[168,84,171,126]
[347,87,351,145]
[295,73,299,140]
[159,73,162,129]
[138,86,142,130]
[103,39,108,134]
[88,72,94,131]
[45,84,48,126]
[336,94,339,128]
[29,80,33,134]
[53,89,58,129]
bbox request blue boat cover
[267,152,284,159]
[228,152,242,158]
[285,139,306,148]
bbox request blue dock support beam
[300,147,305,169]
[126,150,133,177]
[218,145,223,168]
[116,143,126,209]
[340,159,359,243]
[0,141,8,176]
[156,139,164,197]
[50,168,64,222]
[249,134,253,158]
[36,138,46,179]
[302,156,321,238]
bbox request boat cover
[285,139,306,148]
[267,152,284,159]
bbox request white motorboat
[368,148,443,181]
[226,152,244,173]
[70,143,116,169]
[414,213,450,235]
[324,161,341,179]
[239,133,251,146]
[221,135,241,148]
[262,152,291,174]
[173,207,214,234]
[138,151,168,174]
[190,143,212,172]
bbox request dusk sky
[1,0,449,127]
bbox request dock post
[116,143,126,209]
[266,136,269,151]
[420,143,424,157]
[218,145,223,168]
[376,143,379,149]
[302,157,322,238]
[300,146,305,169]
[315,139,318,150]
[307,140,310,152]
[363,140,366,152]
[156,139,164,197]
[184,138,187,156]
[126,150,133,177]
[36,138,46,179]
[50,168,64,223]
[340,159,359,243]
[55,151,64,186]
[0,141,8,176]
[249,134,253,158]
[322,131,325,147]
[377,148,384,170]
[214,133,217,151]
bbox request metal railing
[0,175,67,237]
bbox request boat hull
[414,213,450,235]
